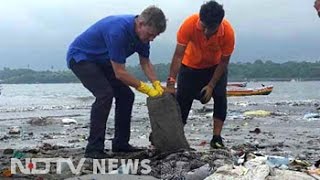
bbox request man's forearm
[169,54,182,79]
[116,70,142,88]
[141,62,157,83]
[208,60,229,88]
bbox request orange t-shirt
[177,14,235,69]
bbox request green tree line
[0,60,319,84]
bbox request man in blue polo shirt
[67,5,166,159]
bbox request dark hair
[199,1,225,28]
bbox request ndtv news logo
[11,158,151,175]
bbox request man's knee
[213,96,227,121]
[117,87,135,104]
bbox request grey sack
[147,93,190,152]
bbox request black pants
[70,60,134,152]
[176,64,228,124]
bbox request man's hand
[152,81,164,95]
[200,84,214,104]
[165,77,176,94]
[136,81,161,97]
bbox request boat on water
[227,82,247,87]
[227,85,273,96]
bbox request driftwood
[147,93,190,152]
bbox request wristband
[167,77,176,83]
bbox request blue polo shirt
[66,15,150,68]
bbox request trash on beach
[1,168,12,177]
[8,126,21,135]
[307,168,320,175]
[249,128,261,134]
[204,164,270,180]
[12,150,25,159]
[198,140,207,147]
[316,159,320,168]
[266,156,290,169]
[147,94,189,152]
[271,169,315,180]
[28,117,57,126]
[61,118,78,125]
[244,110,271,117]
[290,160,312,170]
[184,164,212,180]
[303,113,320,121]
[3,148,14,155]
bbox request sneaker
[149,132,154,145]
[112,144,145,153]
[84,150,111,159]
[210,135,225,149]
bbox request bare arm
[208,55,231,88]
[139,55,158,83]
[168,44,186,79]
[110,60,141,88]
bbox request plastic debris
[266,156,289,169]
[61,118,78,125]
[270,169,314,180]
[198,140,207,146]
[249,128,261,134]
[244,110,271,117]
[8,126,21,135]
[2,169,12,177]
[12,150,26,159]
[303,113,320,121]
[185,164,212,180]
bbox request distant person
[66,6,166,159]
[315,0,320,17]
[166,1,235,148]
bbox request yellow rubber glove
[136,81,160,97]
[152,80,164,95]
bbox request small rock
[249,128,261,134]
[3,148,14,155]
[68,139,80,143]
[8,126,21,135]
[0,135,9,141]
[297,154,307,160]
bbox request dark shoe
[210,135,225,149]
[149,132,154,145]
[112,144,145,153]
[84,150,111,159]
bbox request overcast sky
[0,0,319,70]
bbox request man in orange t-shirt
[166,0,235,149]
[315,0,320,17]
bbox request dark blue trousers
[70,60,134,152]
[176,64,228,124]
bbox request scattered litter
[61,118,78,125]
[249,128,261,134]
[3,148,14,155]
[8,126,21,135]
[12,150,25,159]
[198,140,207,147]
[244,110,271,117]
[266,156,290,169]
[271,169,315,180]
[303,113,320,121]
[1,168,12,177]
